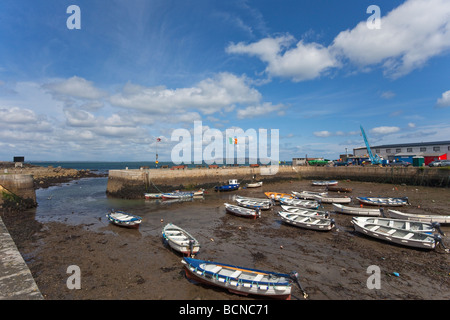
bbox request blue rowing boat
[181,257,308,299]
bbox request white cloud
[227,0,450,81]
[227,35,338,81]
[436,90,450,107]
[236,102,285,119]
[110,72,262,115]
[43,76,107,100]
[381,91,395,99]
[370,126,400,135]
[331,0,450,78]
[313,131,332,138]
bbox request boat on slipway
[332,203,381,216]
[181,257,308,300]
[278,211,335,231]
[162,223,200,257]
[351,217,445,250]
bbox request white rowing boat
[162,223,200,256]
[332,203,381,216]
[106,210,142,229]
[224,203,261,219]
[181,257,308,299]
[280,205,330,217]
[246,181,263,188]
[312,194,352,204]
[387,209,450,225]
[279,197,319,209]
[312,180,338,186]
[235,198,272,210]
[351,217,444,250]
[278,211,335,231]
[356,196,409,207]
[292,191,328,200]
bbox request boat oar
[289,271,308,299]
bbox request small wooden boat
[193,189,205,196]
[181,257,308,300]
[387,209,450,225]
[264,192,293,201]
[278,211,335,231]
[224,203,261,219]
[332,203,381,216]
[327,185,352,193]
[292,191,328,200]
[215,179,240,192]
[246,181,263,188]
[351,217,444,250]
[235,198,271,210]
[106,210,142,229]
[162,223,200,256]
[144,193,162,199]
[235,195,272,204]
[279,197,320,209]
[312,180,338,186]
[162,191,194,199]
[312,194,352,204]
[357,196,409,207]
[280,205,330,218]
[352,217,438,233]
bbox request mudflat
[2,179,449,300]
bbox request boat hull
[162,223,200,256]
[278,212,335,231]
[356,197,408,207]
[225,203,260,219]
[332,203,381,216]
[388,210,450,225]
[106,211,142,229]
[182,258,292,300]
[351,219,437,250]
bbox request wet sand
[2,179,449,301]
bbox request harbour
[1,168,449,300]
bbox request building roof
[354,140,450,150]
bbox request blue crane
[360,125,383,165]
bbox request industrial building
[353,140,450,165]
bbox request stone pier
[106,165,449,198]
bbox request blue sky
[1,0,449,162]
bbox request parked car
[437,160,450,167]
[428,160,442,167]
[388,160,411,167]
